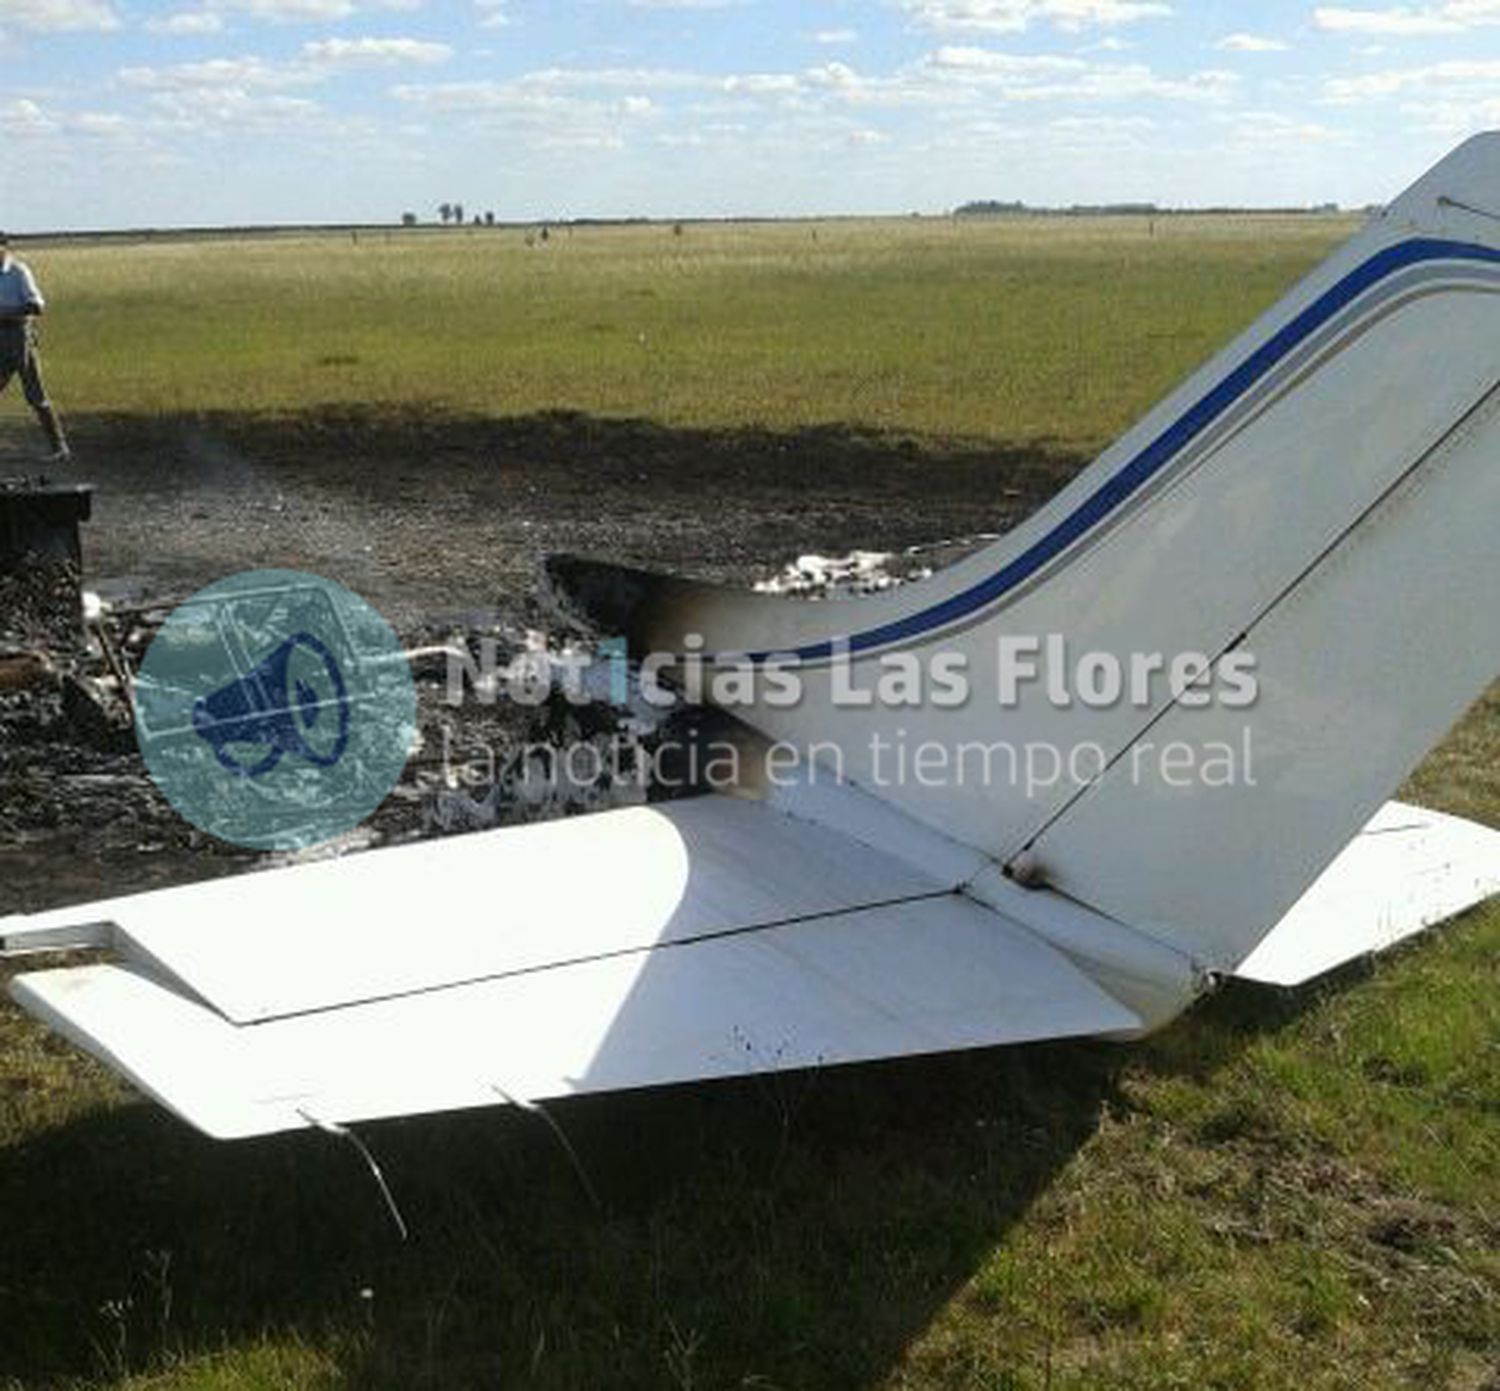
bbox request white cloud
[145,0,428,29]
[121,55,318,89]
[722,72,800,93]
[804,59,859,85]
[396,68,798,109]
[301,36,451,64]
[925,44,1086,73]
[226,0,355,19]
[1056,62,1237,102]
[1221,110,1346,147]
[473,0,507,27]
[512,66,714,91]
[1400,93,1500,136]
[481,48,1241,123]
[71,110,130,134]
[1313,2,1500,35]
[914,46,1235,102]
[809,27,857,44]
[0,0,119,31]
[148,86,325,131]
[389,81,543,109]
[391,77,665,151]
[0,95,137,140]
[1324,56,1500,99]
[0,97,53,132]
[1048,112,1154,135]
[146,9,226,32]
[121,37,448,93]
[1322,52,1500,150]
[1216,32,1289,51]
[472,50,1241,120]
[903,0,1172,34]
[1313,6,1460,33]
[135,0,359,28]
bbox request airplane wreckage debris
[0,479,92,656]
[1,484,939,862]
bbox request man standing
[0,233,69,462]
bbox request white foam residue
[754,551,905,600]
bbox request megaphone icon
[192,632,351,779]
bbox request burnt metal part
[0,482,93,571]
[543,552,688,656]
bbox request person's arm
[19,262,43,316]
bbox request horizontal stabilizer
[3,797,942,1025]
[1236,802,1500,986]
[5,794,1141,1138]
[12,893,1138,1140]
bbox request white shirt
[0,253,45,315]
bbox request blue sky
[3,0,1499,229]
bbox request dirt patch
[55,406,1083,625]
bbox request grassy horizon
[25,214,1358,452]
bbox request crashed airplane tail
[551,131,1500,977]
[2,135,1498,1142]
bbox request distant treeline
[11,205,1374,248]
[16,216,735,246]
[954,199,1362,217]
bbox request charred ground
[0,407,1087,910]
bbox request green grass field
[2,216,1497,1391]
[32,214,1353,452]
